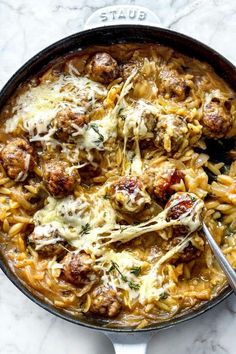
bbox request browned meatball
[166,193,195,221]
[86,53,119,84]
[158,68,190,100]
[170,239,201,264]
[154,115,188,155]
[153,169,184,202]
[53,109,87,142]
[202,100,232,138]
[43,161,79,198]
[62,252,98,287]
[118,110,156,141]
[109,176,151,214]
[165,192,197,236]
[89,286,122,318]
[0,138,35,181]
[28,226,66,257]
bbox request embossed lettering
[100,12,108,21]
[139,11,146,20]
[118,9,126,19]
[129,9,137,19]
[110,10,117,20]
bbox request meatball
[165,192,203,238]
[202,100,232,138]
[165,192,197,236]
[154,115,188,155]
[89,286,122,318]
[158,68,190,100]
[170,239,201,264]
[62,252,98,287]
[0,138,35,181]
[118,110,156,141]
[109,176,151,214]
[166,192,195,221]
[53,109,87,142]
[28,226,66,257]
[43,161,79,198]
[153,169,184,202]
[86,52,119,84]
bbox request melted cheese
[96,249,146,301]
[5,74,107,138]
[15,153,31,182]
[33,191,117,255]
[139,235,193,304]
[33,185,203,304]
[34,192,203,250]
[96,194,204,244]
[79,114,117,151]
[5,62,208,306]
[120,99,162,176]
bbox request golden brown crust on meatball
[28,228,66,258]
[165,192,196,236]
[175,242,201,263]
[165,239,202,264]
[0,138,35,180]
[154,115,188,155]
[89,286,122,318]
[86,53,119,84]
[62,252,98,287]
[202,100,232,138]
[158,68,190,100]
[53,109,88,142]
[109,176,151,214]
[43,160,79,198]
[166,193,194,221]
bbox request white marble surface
[0,0,236,353]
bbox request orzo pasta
[0,44,236,328]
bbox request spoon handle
[202,222,236,294]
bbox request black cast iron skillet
[0,24,235,351]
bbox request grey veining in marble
[0,0,236,353]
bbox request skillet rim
[0,24,234,333]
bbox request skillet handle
[84,5,162,29]
[105,332,153,354]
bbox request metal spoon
[202,222,236,294]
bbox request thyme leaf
[130,266,141,276]
[108,261,140,291]
[189,195,197,202]
[128,281,140,290]
[159,292,169,300]
[81,223,91,236]
[90,123,104,145]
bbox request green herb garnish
[81,223,91,236]
[128,281,140,290]
[109,261,127,281]
[119,225,126,233]
[91,123,104,145]
[189,195,197,202]
[225,227,235,237]
[130,266,141,276]
[108,261,140,291]
[159,292,168,300]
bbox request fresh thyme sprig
[108,261,140,291]
[90,123,104,145]
[81,223,91,236]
